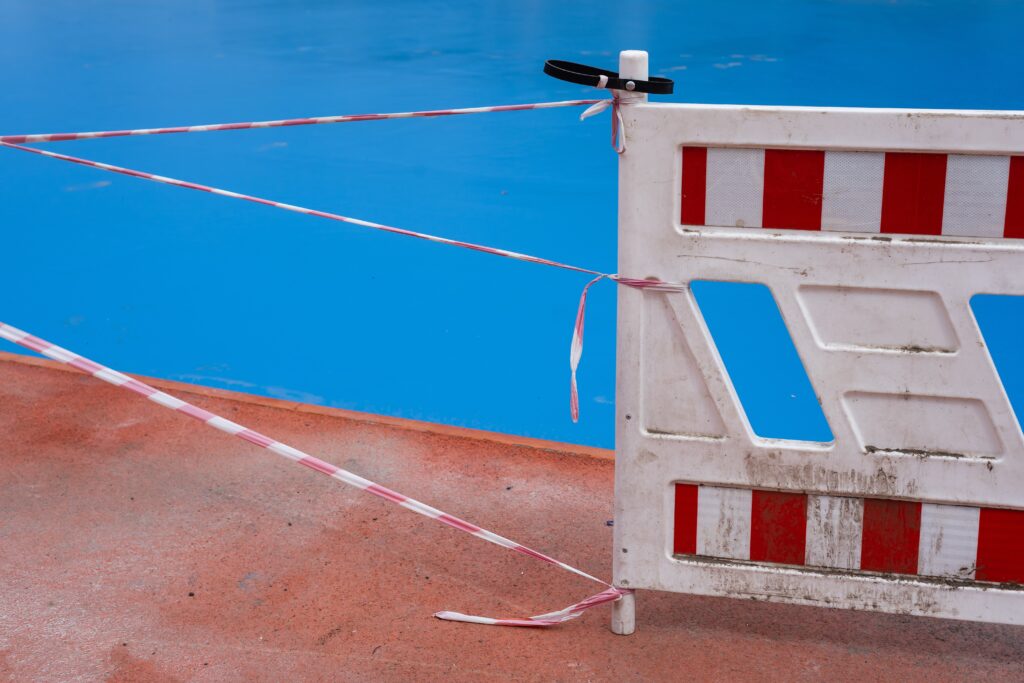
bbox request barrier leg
[610,590,635,635]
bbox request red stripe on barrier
[880,153,947,235]
[680,147,707,226]
[1005,156,1024,238]
[860,499,922,575]
[673,483,699,555]
[762,149,825,231]
[749,490,807,565]
[976,507,1024,583]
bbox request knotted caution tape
[0,138,682,422]
[578,86,646,154]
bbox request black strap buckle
[543,59,674,95]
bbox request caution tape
[0,140,684,422]
[0,96,684,629]
[0,321,629,627]
[0,99,601,144]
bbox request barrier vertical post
[610,48,648,636]
[617,50,649,102]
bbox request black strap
[543,59,674,95]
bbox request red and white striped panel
[680,148,1024,238]
[673,484,1024,584]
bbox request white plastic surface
[612,100,1024,631]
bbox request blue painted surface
[972,295,1024,434]
[1,1,1022,447]
[691,281,835,442]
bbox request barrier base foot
[610,590,635,635]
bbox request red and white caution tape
[436,585,627,626]
[0,94,681,628]
[0,141,602,277]
[570,275,606,422]
[0,321,628,627]
[0,100,601,144]
[0,141,683,422]
[578,87,646,153]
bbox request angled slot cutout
[641,293,727,438]
[970,294,1024,434]
[691,280,833,443]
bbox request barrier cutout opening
[970,294,1024,433]
[691,280,833,442]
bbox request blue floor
[2,1,1023,447]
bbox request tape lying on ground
[0,321,630,627]
[0,97,686,627]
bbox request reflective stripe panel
[704,148,765,229]
[680,147,1024,240]
[805,494,863,570]
[695,485,752,560]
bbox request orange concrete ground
[1,351,1023,682]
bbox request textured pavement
[1,352,1022,682]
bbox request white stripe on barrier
[942,154,1011,238]
[821,151,885,233]
[696,486,752,560]
[705,148,765,229]
[805,494,864,570]
[918,503,981,579]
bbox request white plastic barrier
[611,52,1024,634]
